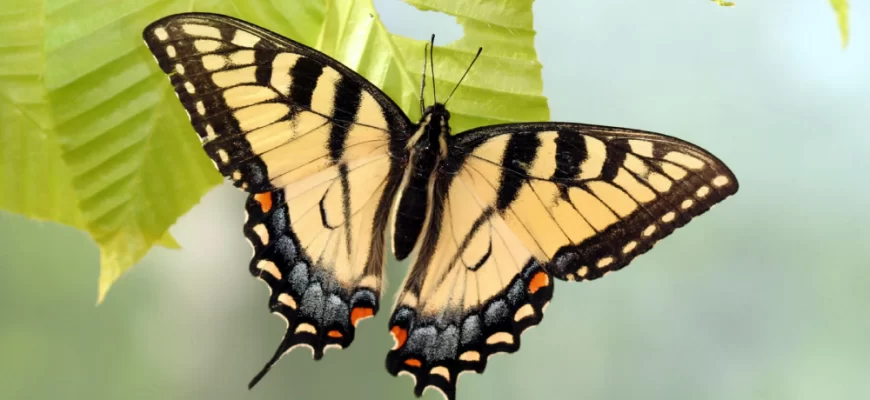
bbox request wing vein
[463,160,548,257]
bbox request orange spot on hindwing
[327,330,343,338]
[404,358,422,368]
[350,307,374,327]
[529,271,550,294]
[254,192,273,213]
[390,326,408,349]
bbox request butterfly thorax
[392,103,452,260]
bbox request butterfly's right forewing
[143,13,412,384]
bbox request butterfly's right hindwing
[143,13,411,385]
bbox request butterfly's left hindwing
[143,13,412,385]
[386,123,737,399]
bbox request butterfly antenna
[420,41,428,115]
[444,47,483,106]
[429,34,437,104]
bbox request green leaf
[710,0,736,6]
[318,0,549,133]
[42,0,238,303]
[0,1,83,228]
[35,0,330,303]
[2,0,548,302]
[0,0,183,303]
[42,0,325,301]
[830,0,849,48]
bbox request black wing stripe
[287,57,324,110]
[328,76,363,161]
[496,133,540,210]
[338,162,354,254]
[552,129,586,181]
[599,139,627,182]
[254,50,274,86]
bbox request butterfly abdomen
[392,105,452,260]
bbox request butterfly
[143,12,738,400]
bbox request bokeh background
[2,0,868,399]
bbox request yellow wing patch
[460,126,738,281]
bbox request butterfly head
[408,103,451,155]
[422,103,451,127]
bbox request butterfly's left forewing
[143,13,412,383]
[386,123,737,399]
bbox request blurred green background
[2,0,868,399]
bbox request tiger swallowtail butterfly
[143,13,738,400]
